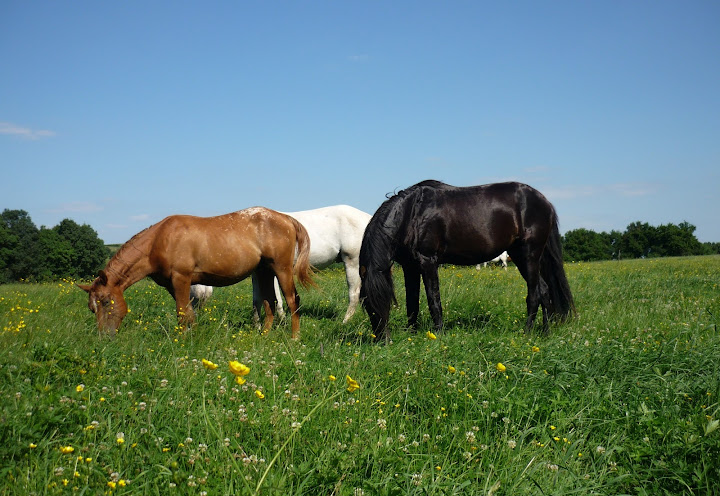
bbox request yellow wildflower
[229,360,250,376]
[346,375,360,393]
[532,346,540,352]
[328,375,337,381]
[496,362,507,372]
[426,331,437,340]
[75,384,85,393]
[254,390,265,400]
[201,359,218,370]
[448,365,456,374]
[59,446,74,454]
[235,376,246,386]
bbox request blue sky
[2,1,719,244]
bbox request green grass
[1,256,719,495]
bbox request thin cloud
[0,121,56,140]
[543,183,658,201]
[47,202,103,214]
[129,214,150,222]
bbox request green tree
[0,223,19,283]
[54,219,109,279]
[36,228,74,280]
[1,209,40,280]
[621,221,655,258]
[563,228,612,261]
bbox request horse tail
[291,218,316,289]
[540,214,576,322]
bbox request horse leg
[251,273,263,329]
[273,277,286,320]
[509,246,542,333]
[419,258,443,332]
[537,277,551,335]
[341,254,361,323]
[171,275,195,329]
[403,265,421,329]
[274,267,301,340]
[255,267,277,334]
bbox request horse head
[77,270,128,337]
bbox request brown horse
[78,207,314,339]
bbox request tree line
[1,209,719,283]
[562,221,719,262]
[0,209,109,283]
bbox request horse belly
[192,244,261,286]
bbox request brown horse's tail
[291,218,316,289]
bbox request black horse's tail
[540,215,576,322]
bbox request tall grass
[1,256,719,494]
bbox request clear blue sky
[2,1,719,244]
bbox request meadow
[1,256,719,495]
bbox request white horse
[476,251,509,270]
[190,205,372,324]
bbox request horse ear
[98,270,108,285]
[77,283,92,293]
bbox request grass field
[1,256,719,495]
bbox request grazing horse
[78,207,314,339]
[359,180,575,342]
[191,205,372,324]
[476,251,509,270]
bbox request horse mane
[361,180,446,317]
[103,221,160,281]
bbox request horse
[190,205,372,324]
[359,180,575,342]
[476,251,509,270]
[78,207,314,339]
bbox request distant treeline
[1,209,718,283]
[0,209,109,283]
[562,221,719,262]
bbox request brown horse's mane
[103,220,161,282]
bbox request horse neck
[105,235,154,291]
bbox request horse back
[148,208,299,285]
[409,182,554,265]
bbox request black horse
[359,180,575,341]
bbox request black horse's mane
[360,180,449,313]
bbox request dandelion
[328,375,336,381]
[75,384,85,393]
[254,390,265,400]
[235,376,246,386]
[59,446,74,454]
[447,365,456,374]
[346,375,360,393]
[201,359,218,370]
[496,362,506,372]
[29,443,37,449]
[229,361,250,376]
[426,331,437,340]
[532,346,540,352]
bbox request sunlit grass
[1,257,719,494]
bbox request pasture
[1,256,719,495]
